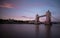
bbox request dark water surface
[1,24,60,38]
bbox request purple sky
[0,0,60,22]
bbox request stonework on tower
[45,10,51,24]
[35,14,40,24]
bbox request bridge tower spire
[45,10,51,24]
[35,14,40,24]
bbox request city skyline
[0,0,60,22]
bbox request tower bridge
[35,10,51,24]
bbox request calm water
[1,24,60,38]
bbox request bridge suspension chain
[51,16,60,22]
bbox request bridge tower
[45,10,51,24]
[35,14,40,24]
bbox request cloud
[21,16,34,19]
[0,3,15,8]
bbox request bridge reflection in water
[35,24,52,38]
[35,24,39,38]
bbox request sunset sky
[0,0,60,22]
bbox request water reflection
[35,24,52,38]
[45,24,52,38]
[1,24,60,38]
[35,24,39,38]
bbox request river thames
[1,24,60,38]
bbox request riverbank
[0,19,60,24]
